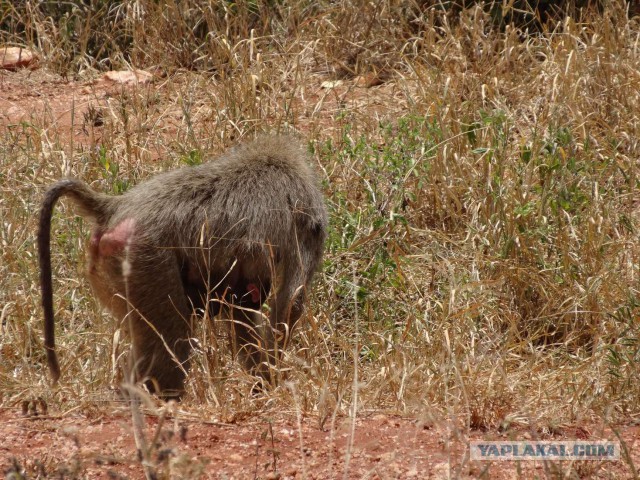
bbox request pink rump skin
[90,218,136,258]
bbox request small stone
[1,47,38,70]
[284,466,297,477]
[354,73,384,88]
[228,453,243,462]
[103,69,153,85]
[320,80,343,89]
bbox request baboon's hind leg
[125,250,193,398]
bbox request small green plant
[96,145,130,194]
[181,149,203,166]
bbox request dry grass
[1,0,639,476]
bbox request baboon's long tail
[38,179,112,384]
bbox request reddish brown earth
[0,407,450,479]
[2,67,639,479]
[2,407,639,479]
[0,67,159,147]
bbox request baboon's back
[115,136,327,256]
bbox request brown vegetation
[0,1,638,478]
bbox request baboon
[39,136,328,397]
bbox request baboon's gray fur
[39,136,328,397]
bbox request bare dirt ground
[1,407,456,479]
[2,406,639,479]
[2,67,639,479]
